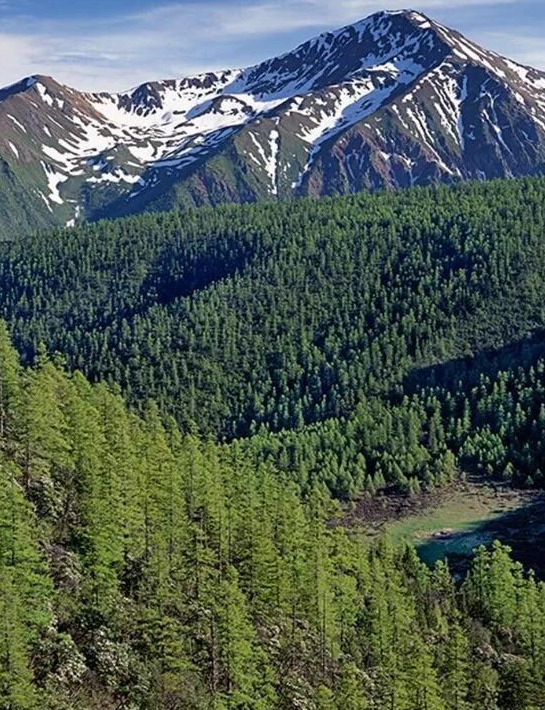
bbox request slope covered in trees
[1,325,545,709]
[242,334,545,497]
[1,177,545,498]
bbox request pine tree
[0,569,37,710]
[440,620,471,710]
[0,321,22,447]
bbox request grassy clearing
[386,483,522,543]
[346,477,545,574]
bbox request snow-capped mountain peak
[1,9,545,234]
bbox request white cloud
[0,33,43,82]
[478,31,545,69]
[0,0,538,92]
[125,0,519,40]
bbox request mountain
[3,9,545,233]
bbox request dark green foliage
[241,338,545,496]
[2,177,545,440]
[2,177,545,498]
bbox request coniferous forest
[2,177,545,707]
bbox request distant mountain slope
[2,9,545,233]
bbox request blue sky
[1,0,544,91]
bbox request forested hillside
[2,177,545,498]
[243,336,545,497]
[1,325,545,709]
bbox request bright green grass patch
[383,483,536,567]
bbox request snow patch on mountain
[7,114,26,132]
[3,8,545,220]
[42,162,68,205]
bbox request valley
[2,160,545,710]
[2,6,545,708]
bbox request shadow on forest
[403,329,545,395]
[416,492,545,578]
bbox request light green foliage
[0,339,545,706]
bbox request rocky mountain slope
[2,9,545,233]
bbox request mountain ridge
[2,8,545,233]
